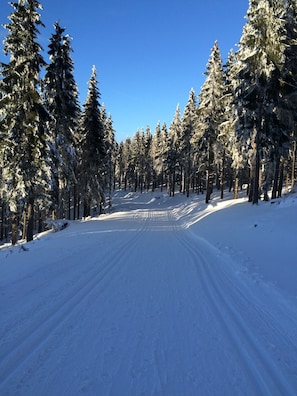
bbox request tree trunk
[291,141,296,190]
[234,177,239,199]
[272,154,280,199]
[277,158,284,198]
[22,209,27,240]
[11,213,18,246]
[27,197,34,242]
[83,197,91,218]
[251,128,260,205]
[205,146,214,204]
[221,149,226,199]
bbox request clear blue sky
[1,0,248,142]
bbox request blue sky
[1,0,248,142]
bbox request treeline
[0,1,117,244]
[118,0,297,204]
[1,0,297,245]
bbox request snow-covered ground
[1,189,297,395]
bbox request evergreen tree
[195,41,225,203]
[219,50,237,198]
[101,105,117,206]
[233,0,287,203]
[167,105,182,196]
[0,0,48,243]
[122,137,133,190]
[78,66,106,217]
[43,22,80,219]
[281,0,297,192]
[152,121,167,191]
[181,89,197,197]
[144,126,153,191]
[131,129,146,192]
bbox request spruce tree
[233,0,287,203]
[167,105,182,196]
[0,0,48,243]
[101,106,117,206]
[195,41,225,203]
[219,50,237,198]
[78,66,106,217]
[43,22,80,219]
[144,126,153,191]
[181,89,197,198]
[281,0,297,192]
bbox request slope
[0,190,296,395]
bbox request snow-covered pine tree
[43,22,80,220]
[122,137,133,190]
[131,129,146,192]
[195,41,225,203]
[144,126,153,191]
[181,89,197,198]
[0,0,49,244]
[101,105,117,207]
[233,0,287,204]
[167,105,182,196]
[219,50,237,199]
[281,0,297,192]
[78,66,106,217]
[152,121,167,191]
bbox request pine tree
[0,0,49,243]
[181,89,197,197]
[195,41,225,203]
[78,66,106,217]
[219,50,237,198]
[121,137,133,190]
[152,121,167,191]
[167,105,182,196]
[144,126,153,191]
[43,22,80,219]
[281,0,297,192]
[233,0,287,204]
[101,105,117,207]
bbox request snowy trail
[1,200,297,395]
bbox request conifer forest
[0,0,297,245]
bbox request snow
[1,189,297,395]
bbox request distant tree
[121,137,133,190]
[167,105,182,196]
[116,141,125,190]
[130,129,146,192]
[152,122,168,191]
[144,126,153,191]
[0,0,48,243]
[43,22,80,219]
[77,66,106,217]
[181,89,197,197]
[101,105,117,207]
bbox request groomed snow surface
[1,190,297,396]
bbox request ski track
[170,209,297,396]
[1,206,297,395]
[0,211,151,392]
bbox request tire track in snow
[169,210,296,395]
[0,210,152,388]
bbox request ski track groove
[0,210,152,387]
[168,210,296,396]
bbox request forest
[0,0,297,245]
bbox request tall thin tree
[78,66,106,217]
[0,0,48,243]
[43,22,80,219]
